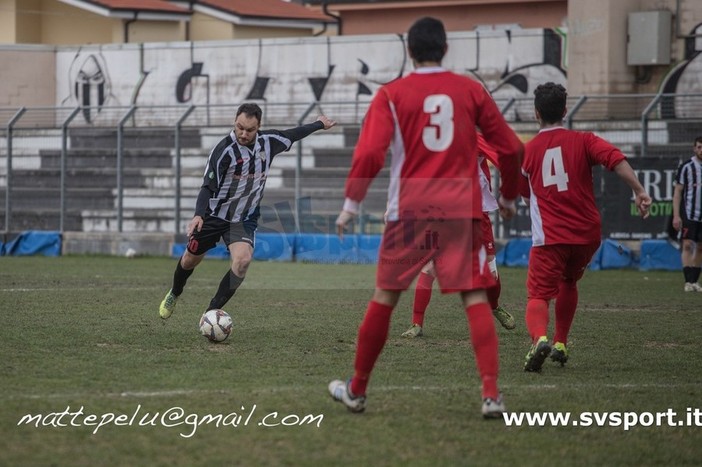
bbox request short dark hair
[236,103,262,124]
[534,82,567,124]
[695,136,702,146]
[408,17,447,63]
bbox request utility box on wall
[627,11,672,65]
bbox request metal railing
[1,94,701,235]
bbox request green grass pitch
[1,256,701,465]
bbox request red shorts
[481,212,496,256]
[527,242,601,300]
[376,218,496,293]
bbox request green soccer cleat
[524,336,551,372]
[401,323,423,338]
[550,342,569,366]
[492,306,516,330]
[159,289,178,319]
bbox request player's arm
[336,90,394,237]
[279,116,337,143]
[672,183,684,231]
[187,185,213,236]
[188,148,220,236]
[473,86,524,207]
[612,160,651,219]
[518,169,531,207]
[586,133,651,218]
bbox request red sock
[553,281,578,344]
[486,276,501,310]
[466,302,499,400]
[350,300,394,396]
[411,272,434,326]
[525,298,549,342]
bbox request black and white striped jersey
[196,121,324,225]
[675,157,702,222]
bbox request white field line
[4,383,698,401]
[0,287,160,292]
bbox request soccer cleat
[492,306,516,330]
[692,283,702,292]
[328,379,366,413]
[159,289,178,319]
[551,341,569,366]
[401,323,424,338]
[482,395,506,419]
[524,336,551,372]
[684,283,695,292]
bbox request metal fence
[1,94,701,236]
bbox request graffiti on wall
[660,23,702,119]
[57,27,568,123]
[60,48,118,122]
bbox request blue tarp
[172,233,310,262]
[172,233,382,264]
[169,235,667,271]
[0,231,61,256]
[0,231,683,271]
[593,239,636,270]
[294,233,357,263]
[172,243,229,259]
[639,240,682,271]
[496,238,532,267]
[497,238,636,270]
[253,233,294,262]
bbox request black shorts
[186,216,257,255]
[681,218,702,243]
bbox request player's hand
[317,115,337,130]
[672,216,682,231]
[498,197,517,221]
[635,192,652,219]
[335,210,356,240]
[187,216,204,237]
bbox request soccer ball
[199,309,233,343]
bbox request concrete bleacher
[0,127,204,234]
[0,124,367,251]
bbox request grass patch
[1,256,701,465]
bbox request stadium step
[38,149,174,169]
[278,167,390,189]
[68,128,202,150]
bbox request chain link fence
[1,95,701,237]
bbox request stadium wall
[0,46,55,108]
[1,27,568,114]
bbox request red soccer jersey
[344,68,522,221]
[521,127,626,245]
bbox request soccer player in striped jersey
[329,17,523,419]
[672,136,702,292]
[401,135,515,338]
[520,82,651,372]
[159,103,336,319]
